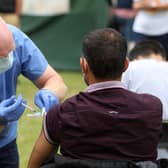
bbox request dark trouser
[108,15,134,43]
[0,139,19,168]
[40,154,159,168]
[133,32,168,60]
[157,123,168,159]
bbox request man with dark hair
[122,39,168,159]
[122,39,168,120]
[28,28,162,168]
[128,40,167,61]
[82,28,127,80]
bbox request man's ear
[123,57,129,72]
[80,57,88,74]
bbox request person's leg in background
[133,32,148,42]
[118,16,135,51]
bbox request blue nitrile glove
[0,95,27,124]
[34,89,59,112]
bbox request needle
[21,102,37,113]
[15,99,44,117]
[14,99,37,113]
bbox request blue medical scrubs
[0,25,48,167]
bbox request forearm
[133,0,168,11]
[133,2,156,10]
[133,1,147,10]
[34,65,68,101]
[42,76,67,101]
[154,3,168,10]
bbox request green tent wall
[21,0,108,70]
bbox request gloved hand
[0,95,27,124]
[34,89,59,112]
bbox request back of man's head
[129,40,166,61]
[82,28,127,80]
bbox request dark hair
[129,40,167,61]
[82,28,127,79]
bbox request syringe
[14,99,37,113]
[21,102,37,113]
[15,99,41,117]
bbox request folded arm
[133,0,168,11]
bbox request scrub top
[0,25,48,147]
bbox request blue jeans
[108,15,134,43]
[0,139,19,168]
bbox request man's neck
[88,77,121,85]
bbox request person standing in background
[0,0,22,27]
[132,0,168,59]
[122,40,168,159]
[106,0,136,49]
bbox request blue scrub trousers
[0,139,19,168]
